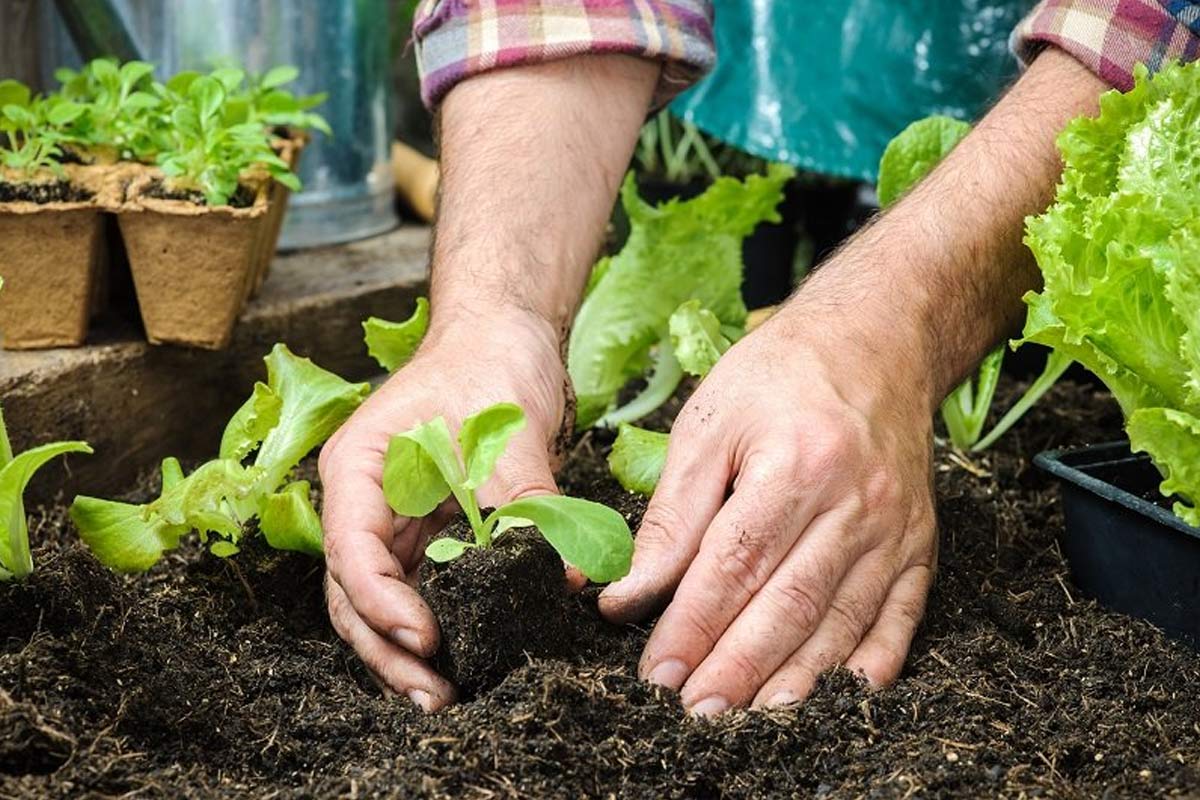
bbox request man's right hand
[318,307,569,711]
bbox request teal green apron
[672,1,1036,181]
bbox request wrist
[425,294,567,365]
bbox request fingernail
[689,695,730,717]
[407,688,434,712]
[765,691,800,708]
[645,658,689,690]
[392,627,426,654]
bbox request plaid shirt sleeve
[412,0,715,110]
[1013,0,1200,89]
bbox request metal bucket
[38,0,398,249]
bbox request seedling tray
[1035,442,1200,648]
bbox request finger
[320,445,440,657]
[326,577,455,711]
[678,524,887,713]
[636,493,846,697]
[843,562,933,687]
[598,427,730,624]
[745,552,901,710]
[478,426,560,507]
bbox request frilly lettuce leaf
[220,381,282,460]
[568,164,793,429]
[669,299,733,377]
[1016,61,1200,520]
[877,116,971,207]
[608,424,669,497]
[363,297,429,372]
[260,480,325,557]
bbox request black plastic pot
[1035,442,1200,648]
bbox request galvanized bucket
[38,0,398,249]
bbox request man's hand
[601,311,937,712]
[319,309,567,711]
[601,47,1107,713]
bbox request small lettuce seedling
[568,164,793,429]
[383,403,634,583]
[0,80,85,178]
[0,403,91,581]
[71,345,369,570]
[879,116,1072,451]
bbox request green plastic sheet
[673,1,1036,181]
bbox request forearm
[428,56,658,340]
[776,48,1106,411]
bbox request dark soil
[421,522,577,696]
[143,180,256,209]
[0,180,92,205]
[4,378,1200,798]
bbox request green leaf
[459,403,525,490]
[668,299,731,377]
[568,165,792,428]
[363,297,429,371]
[425,537,476,563]
[383,418,456,519]
[209,540,240,558]
[0,80,30,110]
[492,516,535,539]
[220,381,283,461]
[70,496,186,573]
[124,91,160,110]
[260,65,300,90]
[489,496,633,583]
[118,61,155,91]
[877,116,971,207]
[251,345,371,490]
[1128,408,1200,526]
[259,480,324,557]
[161,457,185,491]
[608,424,669,497]
[189,76,225,123]
[0,440,92,580]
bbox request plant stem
[973,350,1073,451]
[598,338,684,428]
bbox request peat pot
[1036,442,1200,648]
[0,169,108,349]
[118,173,270,350]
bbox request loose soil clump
[3,379,1199,798]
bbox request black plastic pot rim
[1034,442,1200,538]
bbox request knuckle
[711,526,773,598]
[722,649,769,692]
[637,503,689,551]
[765,576,825,633]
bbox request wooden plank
[0,225,430,500]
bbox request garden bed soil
[4,378,1200,798]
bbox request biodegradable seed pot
[0,168,107,349]
[118,172,270,350]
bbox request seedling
[0,402,92,581]
[569,164,793,429]
[0,80,84,178]
[153,74,300,206]
[54,58,161,162]
[383,403,634,583]
[71,345,369,570]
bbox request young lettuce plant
[1015,61,1200,525]
[54,58,161,162]
[70,345,369,570]
[0,81,85,178]
[0,402,92,581]
[155,74,300,206]
[384,403,634,583]
[569,164,794,429]
[878,115,1072,452]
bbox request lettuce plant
[0,402,92,581]
[54,58,161,162]
[1015,61,1200,525]
[71,345,369,570]
[878,115,1072,452]
[0,80,85,178]
[384,402,634,583]
[568,164,794,429]
[155,74,300,206]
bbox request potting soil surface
[3,379,1199,799]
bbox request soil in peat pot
[3,378,1200,798]
[0,181,92,204]
[142,180,257,209]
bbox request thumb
[599,430,729,623]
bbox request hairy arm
[599,48,1113,713]
[319,55,655,710]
